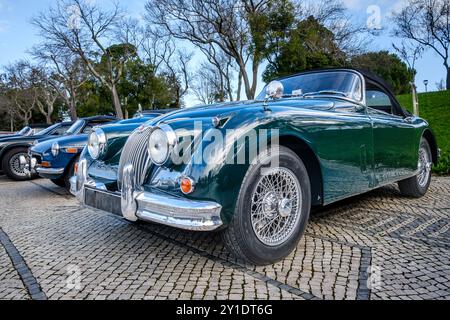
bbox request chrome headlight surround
[51,142,60,157]
[87,128,107,160]
[148,124,177,166]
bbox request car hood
[31,134,88,154]
[0,134,21,139]
[0,134,52,144]
[149,98,336,127]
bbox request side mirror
[266,81,284,99]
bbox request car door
[312,103,375,204]
[366,86,417,186]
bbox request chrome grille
[117,127,152,190]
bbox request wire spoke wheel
[9,153,28,178]
[417,145,431,188]
[250,167,302,246]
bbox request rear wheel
[398,138,432,198]
[2,147,34,181]
[222,146,311,265]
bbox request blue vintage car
[28,115,117,188]
[0,122,74,180]
[31,112,172,190]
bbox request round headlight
[87,128,107,160]
[51,142,60,157]
[148,125,177,165]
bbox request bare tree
[161,49,193,107]
[193,61,227,104]
[4,61,39,126]
[300,0,370,57]
[0,76,14,131]
[392,0,450,89]
[198,45,237,101]
[33,69,60,124]
[192,68,217,105]
[141,28,181,75]
[436,79,446,91]
[32,0,128,118]
[393,41,424,115]
[393,41,424,77]
[145,0,272,100]
[31,44,87,120]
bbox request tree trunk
[9,109,14,132]
[46,114,52,124]
[236,72,242,102]
[446,66,450,90]
[124,97,129,119]
[69,94,77,121]
[111,85,124,119]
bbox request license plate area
[84,187,122,216]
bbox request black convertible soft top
[278,68,408,117]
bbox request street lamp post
[423,80,429,93]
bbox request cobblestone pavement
[0,175,449,300]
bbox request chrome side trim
[36,167,65,175]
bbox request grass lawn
[397,90,450,174]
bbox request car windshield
[36,123,63,136]
[257,71,363,102]
[65,120,85,135]
[18,127,32,135]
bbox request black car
[0,124,53,139]
[0,116,117,181]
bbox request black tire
[398,138,432,198]
[221,146,311,265]
[1,147,34,181]
[51,178,66,188]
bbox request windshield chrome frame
[67,119,86,135]
[259,69,367,107]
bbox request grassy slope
[396,90,450,174]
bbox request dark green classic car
[72,69,439,265]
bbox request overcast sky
[0,0,446,107]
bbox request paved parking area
[0,175,449,300]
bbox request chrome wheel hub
[250,167,302,247]
[262,192,278,219]
[279,198,293,218]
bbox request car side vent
[117,127,152,191]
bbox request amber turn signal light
[41,161,51,168]
[180,177,195,195]
[65,148,78,154]
[74,162,79,175]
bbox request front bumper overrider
[72,159,223,231]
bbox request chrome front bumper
[73,159,223,231]
[36,167,65,175]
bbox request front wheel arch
[422,129,439,165]
[278,135,324,206]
